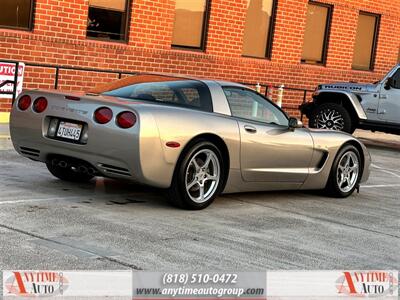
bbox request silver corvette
[10,74,371,209]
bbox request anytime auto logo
[4,271,69,297]
[336,271,398,297]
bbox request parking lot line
[362,184,400,188]
[0,196,83,205]
[371,164,400,178]
[0,194,131,205]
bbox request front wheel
[325,145,361,198]
[309,103,355,134]
[167,140,226,210]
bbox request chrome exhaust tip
[58,161,68,168]
[87,168,96,176]
[78,165,88,174]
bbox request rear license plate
[57,121,82,141]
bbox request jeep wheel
[309,103,355,134]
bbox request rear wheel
[46,161,94,183]
[309,103,355,134]
[168,140,226,210]
[325,145,361,198]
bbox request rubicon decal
[336,271,398,296]
[4,271,69,297]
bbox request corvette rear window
[103,80,213,112]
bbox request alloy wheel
[316,109,345,130]
[185,149,220,204]
[336,151,359,193]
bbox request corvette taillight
[94,107,113,124]
[33,97,48,113]
[116,111,136,129]
[18,95,32,111]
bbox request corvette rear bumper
[11,120,143,183]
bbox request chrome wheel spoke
[203,153,212,169]
[198,185,205,201]
[192,159,201,172]
[186,179,198,191]
[350,164,358,172]
[205,174,218,181]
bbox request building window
[242,0,277,59]
[301,2,332,65]
[87,0,130,42]
[0,0,34,30]
[172,0,210,50]
[352,12,380,71]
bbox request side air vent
[20,146,40,157]
[98,163,131,177]
[317,152,329,169]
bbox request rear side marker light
[166,141,181,148]
[65,95,81,101]
[18,95,32,111]
[94,107,113,124]
[116,111,137,129]
[33,97,48,113]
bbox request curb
[358,138,400,151]
[0,112,10,124]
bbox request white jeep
[300,64,400,134]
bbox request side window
[392,69,400,89]
[130,83,178,102]
[223,87,288,126]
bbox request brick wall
[0,0,399,117]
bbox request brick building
[0,0,399,121]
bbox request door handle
[244,125,257,133]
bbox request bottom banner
[0,270,398,299]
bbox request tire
[309,103,355,134]
[325,144,362,198]
[167,140,226,210]
[46,161,94,183]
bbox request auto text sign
[3,270,132,298]
[0,62,25,99]
[266,271,399,298]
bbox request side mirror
[384,78,394,90]
[289,117,303,129]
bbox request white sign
[266,271,398,298]
[3,270,132,297]
[0,62,25,99]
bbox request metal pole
[12,62,19,102]
[54,67,59,89]
[276,84,284,108]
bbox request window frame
[86,0,131,43]
[222,86,289,127]
[352,11,381,71]
[242,0,278,60]
[0,0,35,31]
[171,0,212,51]
[301,1,333,66]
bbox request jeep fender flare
[313,90,367,120]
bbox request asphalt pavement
[0,124,399,271]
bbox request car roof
[89,73,249,94]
